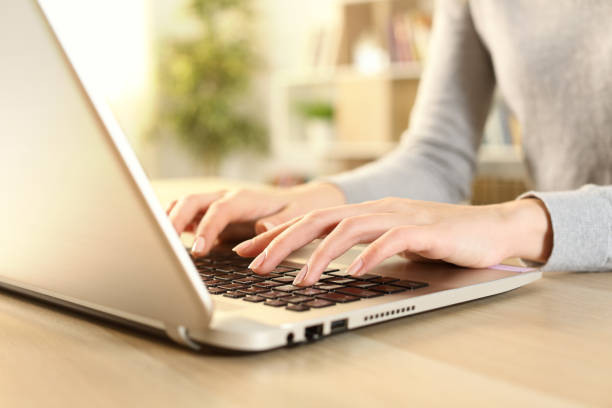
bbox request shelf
[477,144,523,164]
[477,144,526,179]
[281,62,422,88]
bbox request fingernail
[262,221,275,232]
[248,249,267,270]
[346,258,363,276]
[191,237,206,254]
[232,239,252,253]
[293,265,308,285]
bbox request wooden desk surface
[1,178,611,407]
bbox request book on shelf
[306,23,342,68]
[388,12,431,63]
[482,96,521,149]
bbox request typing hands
[168,184,552,287]
[233,197,552,286]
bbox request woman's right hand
[166,182,346,256]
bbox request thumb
[255,206,300,235]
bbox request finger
[168,191,225,234]
[192,189,292,256]
[166,200,178,215]
[346,225,438,277]
[254,204,302,234]
[217,221,257,243]
[298,213,401,286]
[247,202,382,274]
[233,216,302,257]
[237,199,387,257]
[192,198,243,255]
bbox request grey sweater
[328,0,612,272]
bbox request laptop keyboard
[190,251,428,313]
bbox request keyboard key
[218,283,247,291]
[370,277,399,284]
[208,287,226,295]
[286,304,310,312]
[336,287,382,298]
[326,277,357,285]
[271,275,296,284]
[232,261,253,267]
[285,271,299,277]
[316,293,360,303]
[233,269,255,276]
[393,280,429,290]
[234,276,265,285]
[284,295,313,304]
[199,271,217,278]
[215,273,244,281]
[264,299,288,307]
[294,288,326,296]
[214,266,238,273]
[347,281,377,289]
[242,295,265,303]
[353,273,380,281]
[223,291,246,298]
[203,279,224,287]
[317,274,334,281]
[254,280,283,289]
[369,284,406,294]
[327,270,350,277]
[274,266,298,273]
[258,272,282,279]
[304,299,335,308]
[259,290,291,299]
[275,284,301,292]
[238,286,267,295]
[315,283,344,291]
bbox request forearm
[327,140,477,204]
[325,0,495,204]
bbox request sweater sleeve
[518,185,612,272]
[326,0,495,204]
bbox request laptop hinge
[166,325,201,351]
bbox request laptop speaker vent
[363,305,415,322]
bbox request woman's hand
[234,197,553,286]
[166,182,346,256]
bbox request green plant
[156,0,267,168]
[295,100,335,121]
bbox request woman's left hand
[233,197,552,286]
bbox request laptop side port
[304,324,323,341]
[331,318,348,334]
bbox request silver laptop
[0,0,541,352]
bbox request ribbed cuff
[322,173,371,204]
[518,187,611,271]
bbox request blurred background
[50,0,527,204]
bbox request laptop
[0,0,541,352]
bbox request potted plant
[154,0,267,174]
[296,100,335,153]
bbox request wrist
[293,181,347,207]
[499,198,553,263]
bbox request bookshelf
[271,0,431,175]
[270,0,527,203]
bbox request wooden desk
[1,178,610,407]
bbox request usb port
[331,318,348,334]
[304,324,323,341]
